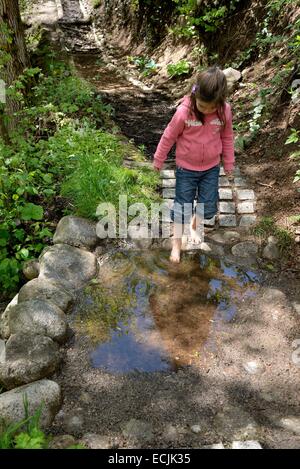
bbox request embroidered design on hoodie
[185,119,203,127]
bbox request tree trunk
[0,0,30,138]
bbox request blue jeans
[170,164,220,224]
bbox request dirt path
[43,1,300,448]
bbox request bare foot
[170,236,182,263]
[190,228,202,244]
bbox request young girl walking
[153,66,235,263]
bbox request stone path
[160,165,257,234]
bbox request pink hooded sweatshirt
[153,96,235,172]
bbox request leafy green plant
[285,128,300,184]
[167,60,191,78]
[128,56,158,77]
[252,216,293,256]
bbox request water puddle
[71,250,261,373]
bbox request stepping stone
[220,166,226,176]
[236,189,255,200]
[162,188,175,198]
[231,241,258,258]
[162,179,176,188]
[219,202,235,214]
[234,167,241,176]
[219,177,231,187]
[219,188,233,200]
[160,170,175,178]
[239,215,257,226]
[219,214,237,227]
[234,177,247,187]
[237,201,255,214]
[232,441,262,449]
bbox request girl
[153,66,235,263]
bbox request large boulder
[18,277,75,312]
[0,294,18,340]
[0,379,61,429]
[8,299,67,343]
[0,332,60,389]
[39,244,98,289]
[223,67,242,93]
[53,216,99,250]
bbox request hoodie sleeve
[153,105,186,170]
[221,103,235,172]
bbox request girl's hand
[225,170,234,180]
[153,165,160,172]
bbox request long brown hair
[189,66,228,126]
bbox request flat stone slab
[162,188,175,198]
[160,170,175,178]
[219,214,237,227]
[219,177,231,187]
[219,201,235,213]
[239,215,257,226]
[231,241,258,258]
[219,167,226,176]
[237,201,255,214]
[219,188,233,200]
[236,189,256,200]
[162,179,176,188]
[234,177,247,187]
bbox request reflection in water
[71,250,261,373]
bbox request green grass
[252,216,294,256]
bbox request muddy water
[71,250,261,373]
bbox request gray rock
[232,440,262,449]
[219,202,235,214]
[22,260,40,280]
[243,360,265,375]
[49,435,77,449]
[18,277,74,312]
[239,215,257,226]
[39,244,98,289]
[160,170,175,179]
[236,189,255,201]
[231,241,258,258]
[210,231,240,244]
[162,179,176,188]
[237,201,255,214]
[53,216,98,249]
[219,215,237,227]
[0,333,60,389]
[122,419,154,443]
[162,188,175,198]
[8,299,67,343]
[64,410,85,435]
[218,188,233,200]
[279,417,300,435]
[219,177,231,187]
[191,425,201,434]
[223,67,242,92]
[81,433,111,449]
[0,379,61,429]
[0,339,5,363]
[0,294,18,340]
[262,242,280,260]
[234,177,247,187]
